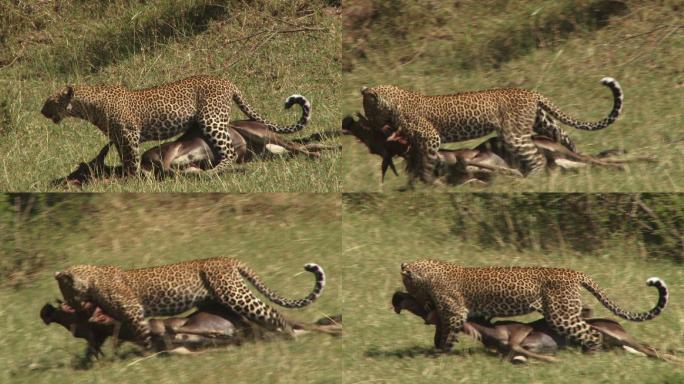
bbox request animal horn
[355,112,369,125]
[388,158,398,176]
[381,158,389,183]
[94,142,112,165]
[381,155,399,183]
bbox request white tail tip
[601,77,616,85]
[265,144,288,155]
[284,94,310,110]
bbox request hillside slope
[342,0,684,192]
[0,194,342,384]
[0,0,341,192]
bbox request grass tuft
[0,194,342,383]
[342,0,684,192]
[0,0,340,192]
[341,194,684,384]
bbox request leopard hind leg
[498,108,547,175]
[542,285,602,352]
[197,101,238,174]
[203,270,292,335]
[432,292,468,352]
[534,109,577,152]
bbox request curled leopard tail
[237,262,325,308]
[581,275,668,321]
[233,91,311,134]
[539,77,623,131]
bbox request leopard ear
[54,271,71,281]
[64,86,74,112]
[62,85,74,99]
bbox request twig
[224,29,270,46]
[273,16,326,31]
[224,26,325,69]
[633,196,684,252]
[394,40,428,69]
[621,25,670,40]
[0,55,21,71]
[620,25,681,67]
[0,44,26,71]
[124,351,165,368]
[276,26,328,33]
[224,25,326,46]
[226,32,278,68]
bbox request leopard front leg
[432,291,468,352]
[113,128,141,176]
[111,303,150,349]
[94,284,151,349]
[405,117,441,185]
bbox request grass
[341,194,684,383]
[1,194,683,384]
[0,0,341,192]
[342,0,684,192]
[0,194,342,384]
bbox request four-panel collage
[0,1,682,383]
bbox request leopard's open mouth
[42,299,115,326]
[53,300,99,318]
[40,300,89,325]
[60,302,77,313]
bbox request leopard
[41,75,311,175]
[361,77,623,183]
[533,109,576,152]
[400,260,668,352]
[54,257,325,349]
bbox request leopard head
[361,85,403,130]
[54,265,97,307]
[400,260,442,296]
[400,261,424,294]
[41,86,74,124]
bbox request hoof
[511,355,528,364]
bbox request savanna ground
[0,0,341,192]
[341,194,684,383]
[0,194,342,384]
[342,0,684,192]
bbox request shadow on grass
[49,3,232,75]
[70,347,147,371]
[364,345,481,359]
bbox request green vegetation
[341,193,684,383]
[0,194,342,383]
[0,0,341,192]
[342,0,684,192]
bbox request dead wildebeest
[41,299,342,359]
[343,114,655,186]
[392,291,680,364]
[52,120,340,186]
